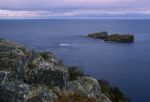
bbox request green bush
[27,61,37,69]
[40,52,50,59]
[68,66,85,81]
[98,80,129,102]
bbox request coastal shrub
[98,80,110,93]
[27,61,37,69]
[110,87,127,102]
[68,66,85,81]
[40,52,50,59]
[0,52,18,70]
[98,80,129,102]
[55,92,96,102]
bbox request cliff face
[0,39,111,102]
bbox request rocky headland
[86,31,134,43]
[0,38,128,102]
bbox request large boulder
[65,77,111,102]
[66,77,101,96]
[23,51,68,88]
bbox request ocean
[0,19,150,102]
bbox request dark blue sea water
[0,19,150,102]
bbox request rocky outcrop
[0,38,113,102]
[86,31,134,43]
[64,77,112,102]
[86,32,108,39]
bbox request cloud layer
[0,0,150,18]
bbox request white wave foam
[59,43,71,46]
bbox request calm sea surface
[0,19,150,102]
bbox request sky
[0,0,150,19]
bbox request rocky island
[86,31,134,43]
[0,38,128,102]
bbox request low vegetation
[27,61,37,69]
[55,92,96,102]
[40,52,50,59]
[68,66,85,81]
[98,80,130,102]
[68,66,129,102]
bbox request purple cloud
[0,0,150,18]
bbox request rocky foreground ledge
[86,31,134,43]
[0,38,128,102]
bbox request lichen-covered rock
[0,39,69,102]
[0,83,30,102]
[0,71,13,84]
[23,51,68,88]
[0,39,29,83]
[0,38,113,102]
[0,83,58,102]
[67,77,101,95]
[65,77,111,102]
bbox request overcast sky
[0,0,150,19]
